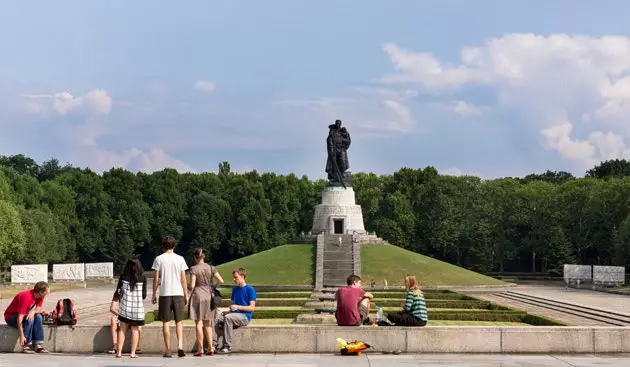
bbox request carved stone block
[11,264,48,284]
[52,263,85,281]
[563,264,592,281]
[85,262,114,279]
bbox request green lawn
[211,243,505,287]
[216,244,314,285]
[428,321,531,326]
[361,244,506,286]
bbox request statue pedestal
[310,186,366,235]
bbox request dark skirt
[118,315,145,327]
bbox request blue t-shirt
[231,284,256,321]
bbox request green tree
[0,200,25,266]
[586,159,630,179]
[19,208,69,264]
[104,215,136,271]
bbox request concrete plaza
[1,353,630,366]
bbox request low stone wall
[1,324,629,354]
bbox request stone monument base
[310,186,386,244]
[311,186,365,235]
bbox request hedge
[220,298,308,307]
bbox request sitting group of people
[335,274,427,327]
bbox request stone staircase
[322,234,356,287]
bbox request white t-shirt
[152,252,189,297]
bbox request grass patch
[372,292,472,300]
[215,244,314,285]
[429,320,532,326]
[220,299,308,307]
[361,244,506,286]
[150,318,295,325]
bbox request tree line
[1,154,630,276]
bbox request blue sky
[2,1,630,179]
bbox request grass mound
[213,243,504,287]
[216,244,314,285]
[361,244,506,286]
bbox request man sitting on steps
[213,267,256,354]
[335,274,374,326]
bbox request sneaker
[177,349,186,357]
[217,346,231,354]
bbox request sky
[2,1,630,179]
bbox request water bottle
[377,306,383,325]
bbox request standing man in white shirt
[152,236,189,358]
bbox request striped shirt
[404,290,428,321]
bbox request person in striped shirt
[386,274,428,326]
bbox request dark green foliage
[1,154,630,276]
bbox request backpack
[51,298,78,326]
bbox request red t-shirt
[335,287,365,326]
[3,290,43,321]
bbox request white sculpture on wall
[11,264,48,284]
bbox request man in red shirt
[335,274,374,326]
[3,281,50,353]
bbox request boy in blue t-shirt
[214,267,256,354]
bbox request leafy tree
[104,215,136,272]
[0,200,25,266]
[523,170,575,184]
[0,154,40,176]
[587,159,630,179]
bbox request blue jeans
[6,313,44,346]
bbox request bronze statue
[325,120,351,188]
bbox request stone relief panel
[85,262,114,278]
[11,264,48,283]
[593,265,625,285]
[53,263,85,281]
[563,264,592,281]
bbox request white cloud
[21,89,112,116]
[446,100,484,117]
[78,146,196,174]
[381,34,630,169]
[194,80,216,93]
[274,98,357,107]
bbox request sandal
[22,346,35,354]
[115,354,122,358]
[194,351,203,357]
[130,355,137,358]
[35,347,48,353]
[205,350,214,356]
[163,352,172,358]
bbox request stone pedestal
[310,186,366,235]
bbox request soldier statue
[325,120,351,188]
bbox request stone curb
[1,324,628,354]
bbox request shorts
[158,296,185,322]
[357,303,369,326]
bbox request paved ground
[2,353,630,366]
[460,283,630,326]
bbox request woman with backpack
[110,258,147,358]
[188,248,224,356]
